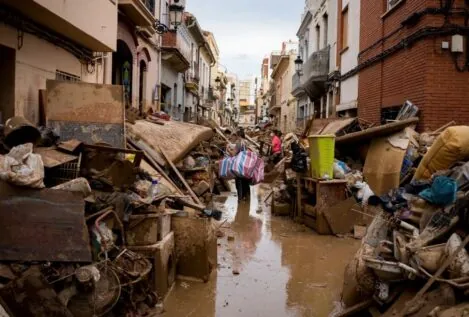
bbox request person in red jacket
[270,130,283,164]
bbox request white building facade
[292,0,340,128]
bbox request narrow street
[164,186,360,317]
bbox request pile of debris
[0,114,229,316]
[335,123,469,316]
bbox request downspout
[335,0,343,116]
[157,0,163,111]
[207,43,216,122]
[196,42,203,123]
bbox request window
[323,14,328,48]
[56,70,80,82]
[388,0,402,10]
[315,25,320,51]
[341,7,349,50]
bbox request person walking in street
[227,129,251,201]
[270,129,283,164]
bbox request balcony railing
[303,46,330,80]
[141,0,155,14]
[292,73,303,95]
[161,31,191,72]
[119,0,155,27]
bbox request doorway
[139,60,147,114]
[0,45,15,123]
[112,40,133,107]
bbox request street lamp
[155,0,185,34]
[294,55,303,75]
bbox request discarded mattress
[415,126,469,180]
[126,120,214,165]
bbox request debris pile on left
[0,115,193,316]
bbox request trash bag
[0,143,45,188]
[291,142,308,173]
[353,181,374,207]
[333,159,351,179]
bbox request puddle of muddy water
[163,185,360,317]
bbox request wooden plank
[322,198,373,235]
[127,137,183,195]
[34,147,78,168]
[158,145,203,206]
[57,139,82,153]
[0,181,91,262]
[335,117,419,145]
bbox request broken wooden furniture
[299,178,348,235]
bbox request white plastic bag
[0,143,45,188]
[354,181,374,207]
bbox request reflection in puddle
[163,185,360,317]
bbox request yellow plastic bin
[308,135,335,179]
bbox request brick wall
[358,0,469,131]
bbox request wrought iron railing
[141,0,155,14]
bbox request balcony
[119,0,155,28]
[291,73,304,97]
[302,46,330,100]
[208,87,221,100]
[185,64,200,95]
[2,0,118,51]
[161,30,191,72]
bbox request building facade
[0,0,117,124]
[225,73,239,126]
[270,43,298,133]
[336,0,360,116]
[238,78,255,127]
[292,0,339,129]
[113,0,162,113]
[160,8,191,120]
[357,0,469,130]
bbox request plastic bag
[0,143,45,188]
[219,157,236,179]
[354,181,374,207]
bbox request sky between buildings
[185,0,303,80]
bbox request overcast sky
[185,0,303,80]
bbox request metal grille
[46,153,82,187]
[56,70,81,82]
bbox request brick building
[355,0,469,130]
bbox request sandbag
[415,126,469,180]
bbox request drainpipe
[196,42,204,123]
[157,0,163,111]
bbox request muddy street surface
[164,186,360,317]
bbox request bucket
[4,116,40,147]
[126,214,159,246]
[308,135,335,179]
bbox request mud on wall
[0,23,104,125]
[46,80,125,147]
